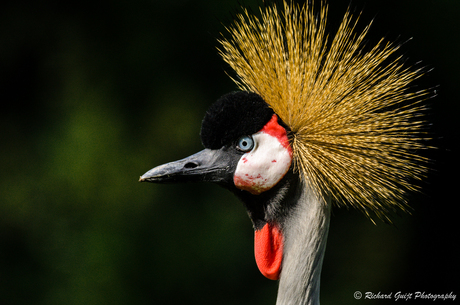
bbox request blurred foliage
[0,0,458,304]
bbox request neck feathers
[276,182,331,305]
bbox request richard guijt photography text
[353,291,457,301]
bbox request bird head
[140,91,296,280]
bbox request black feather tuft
[200,91,275,149]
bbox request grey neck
[276,182,331,305]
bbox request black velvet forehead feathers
[201,91,275,149]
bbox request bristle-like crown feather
[218,0,431,220]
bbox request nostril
[184,162,198,169]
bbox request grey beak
[139,148,238,185]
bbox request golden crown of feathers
[218,1,431,221]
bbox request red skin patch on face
[254,223,283,280]
[233,115,292,195]
[261,114,292,156]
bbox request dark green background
[1,0,458,304]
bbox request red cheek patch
[254,223,283,280]
[261,115,292,155]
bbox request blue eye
[237,136,254,152]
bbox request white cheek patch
[234,132,292,195]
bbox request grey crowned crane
[140,1,430,304]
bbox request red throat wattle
[254,223,283,280]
